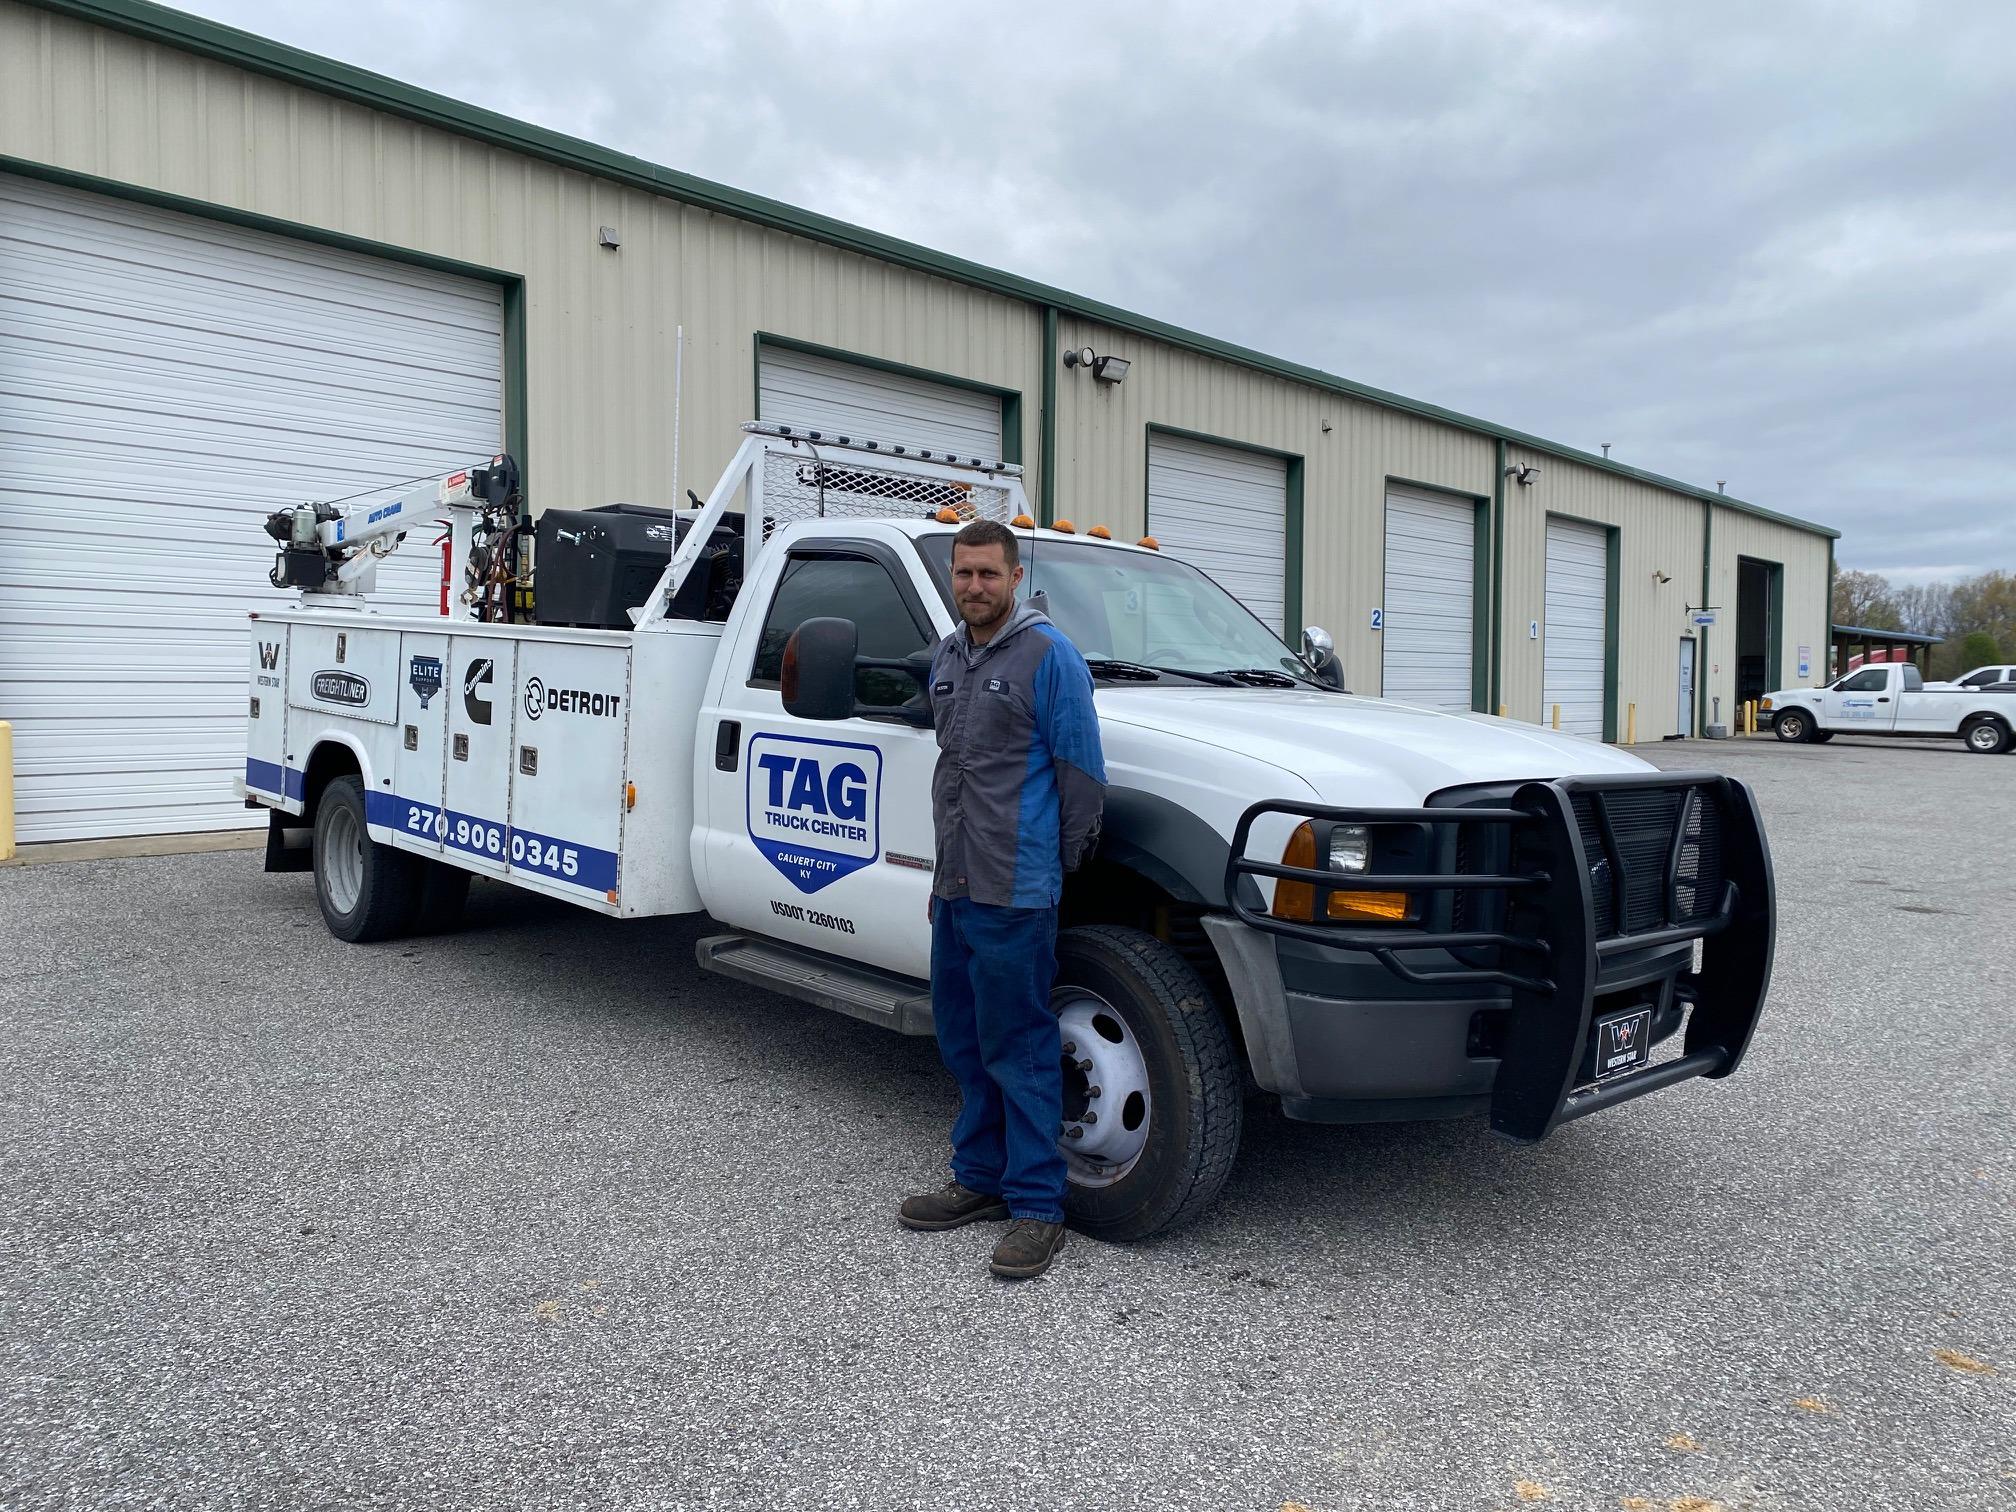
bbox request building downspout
[1040,305,1059,527]
[1489,437,1506,714]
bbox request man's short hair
[952,517,1019,569]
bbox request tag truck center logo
[746,733,880,894]
[522,675,621,722]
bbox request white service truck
[1763,662,2016,753]
[245,425,1776,1239]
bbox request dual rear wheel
[312,776,469,942]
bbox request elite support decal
[409,655,443,709]
[746,732,881,895]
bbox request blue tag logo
[408,655,443,709]
[746,733,881,895]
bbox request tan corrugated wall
[0,1,1042,512]
[1709,507,1832,713]
[1056,317,1496,696]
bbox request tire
[1810,730,1834,743]
[1773,710,1812,743]
[312,775,422,942]
[1962,717,2011,755]
[1052,925,1243,1242]
[413,860,472,934]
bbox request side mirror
[781,617,859,720]
[1301,625,1345,690]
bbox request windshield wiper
[1085,659,1239,686]
[1206,667,1307,688]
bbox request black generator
[533,504,742,629]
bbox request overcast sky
[185,0,2015,583]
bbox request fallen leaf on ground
[1792,1397,1833,1413]
[1670,1499,1723,1512]
[532,1299,562,1322]
[1664,1433,1703,1452]
[1513,1482,1550,1502]
[1932,1348,1997,1375]
[1620,1499,1654,1510]
[1281,1503,1314,1512]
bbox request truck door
[1822,666,1896,730]
[697,542,945,980]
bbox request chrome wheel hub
[1054,988,1152,1187]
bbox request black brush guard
[1225,772,1774,1142]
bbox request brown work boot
[989,1219,1066,1279]
[898,1180,1010,1232]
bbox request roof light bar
[741,421,1022,476]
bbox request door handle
[1876,697,1890,703]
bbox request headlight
[1271,822,1411,924]
[1759,697,1773,711]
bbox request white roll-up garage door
[1145,432,1288,634]
[758,344,1004,461]
[1543,517,1610,738]
[0,173,504,842]
[1381,485,1476,712]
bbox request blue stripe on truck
[245,759,305,801]
[362,790,619,895]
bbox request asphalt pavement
[3,735,2011,1511]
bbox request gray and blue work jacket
[928,600,1107,909]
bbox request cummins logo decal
[522,676,622,722]
[746,733,880,895]
[311,670,370,706]
[463,658,494,725]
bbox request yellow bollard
[0,721,14,861]
[1498,704,1507,718]
[1626,702,1637,745]
[1551,703,1561,730]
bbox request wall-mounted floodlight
[1062,346,1097,370]
[1504,463,1541,486]
[1092,355,1129,383]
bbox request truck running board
[695,933,936,1037]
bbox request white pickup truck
[245,425,1776,1239]
[1763,662,2016,753]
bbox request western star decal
[745,732,881,895]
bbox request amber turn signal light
[1269,822,1411,923]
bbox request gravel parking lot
[3,736,2011,1511]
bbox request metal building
[0,0,1838,842]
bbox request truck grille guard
[1224,771,1775,1143]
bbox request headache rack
[1225,771,1774,1143]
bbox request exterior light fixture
[1062,347,1096,370]
[1504,463,1541,486]
[1091,355,1130,383]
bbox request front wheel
[1962,717,2011,755]
[1053,925,1243,1241]
[1773,709,1812,742]
[313,775,422,942]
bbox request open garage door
[1146,431,1288,634]
[1542,517,1610,738]
[757,344,1004,461]
[0,173,504,842]
[1381,485,1477,712]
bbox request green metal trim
[1143,424,1305,639]
[1040,307,1058,526]
[1490,440,1507,713]
[0,151,528,500]
[1603,525,1622,743]
[21,0,1837,543]
[1284,458,1305,640]
[751,332,1020,463]
[1825,539,1836,681]
[1699,501,1714,735]
[1471,497,1492,712]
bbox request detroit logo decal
[745,733,882,895]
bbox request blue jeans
[929,897,1066,1223]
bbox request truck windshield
[917,533,1318,686]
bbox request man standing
[898,518,1105,1279]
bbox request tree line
[1832,568,2016,677]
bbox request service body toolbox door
[388,631,451,855]
[509,637,631,904]
[444,637,516,877]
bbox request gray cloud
[184,0,2016,581]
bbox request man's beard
[961,595,1012,629]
